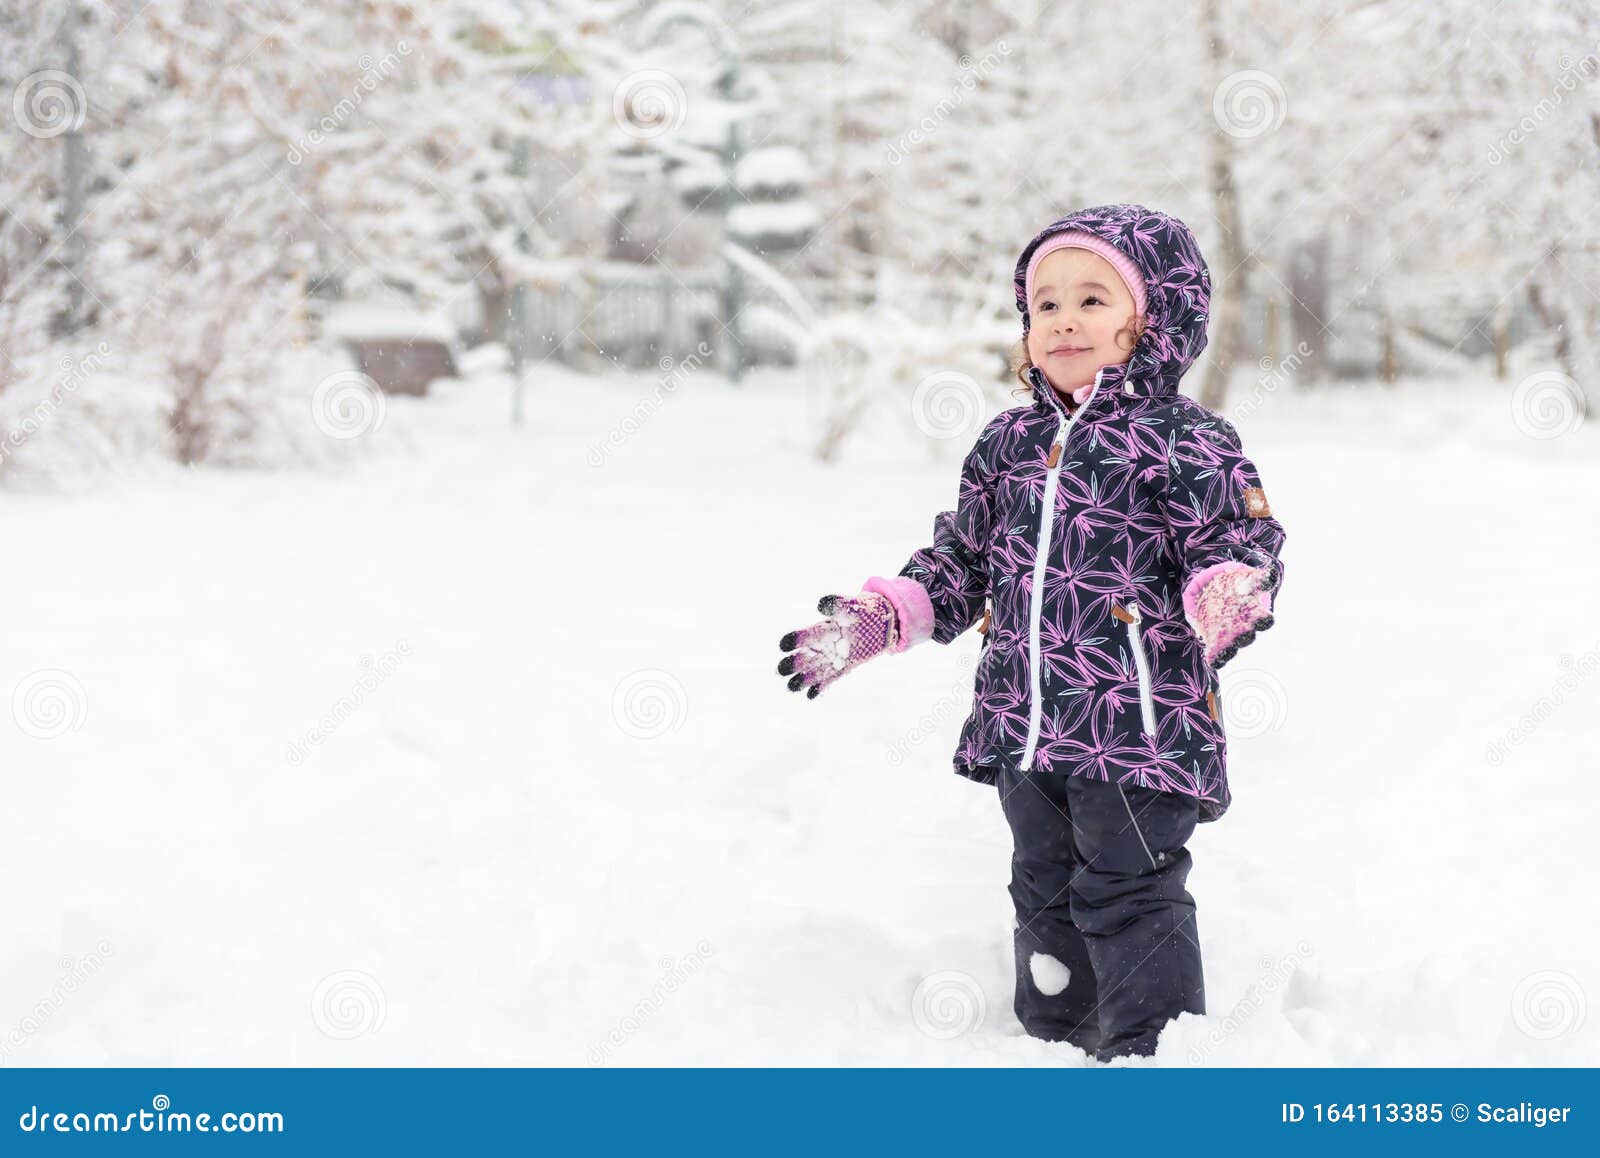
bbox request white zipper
[1124,601,1157,736]
[1019,368,1104,770]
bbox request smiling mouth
[1049,347,1090,356]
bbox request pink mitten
[1183,561,1276,669]
[777,577,934,699]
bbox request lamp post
[507,38,591,426]
[53,0,91,338]
[638,3,746,383]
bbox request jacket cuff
[863,576,936,652]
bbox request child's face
[1026,248,1141,391]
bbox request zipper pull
[1111,603,1134,624]
[1046,442,1062,469]
[978,606,991,635]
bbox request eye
[1082,295,1105,306]
[1039,300,1056,311]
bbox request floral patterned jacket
[897,204,1287,822]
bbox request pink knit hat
[1023,230,1148,320]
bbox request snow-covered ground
[2,358,1596,1067]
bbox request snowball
[1029,952,1071,996]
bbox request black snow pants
[995,766,1205,1062]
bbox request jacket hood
[1015,203,1211,405]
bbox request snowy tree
[2,0,618,478]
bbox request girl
[776,203,1287,1062]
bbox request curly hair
[1008,315,1148,403]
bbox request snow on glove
[1182,560,1277,669]
[776,577,935,700]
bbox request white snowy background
[1,0,1597,1067]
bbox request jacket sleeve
[892,415,1004,645]
[1165,411,1287,602]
